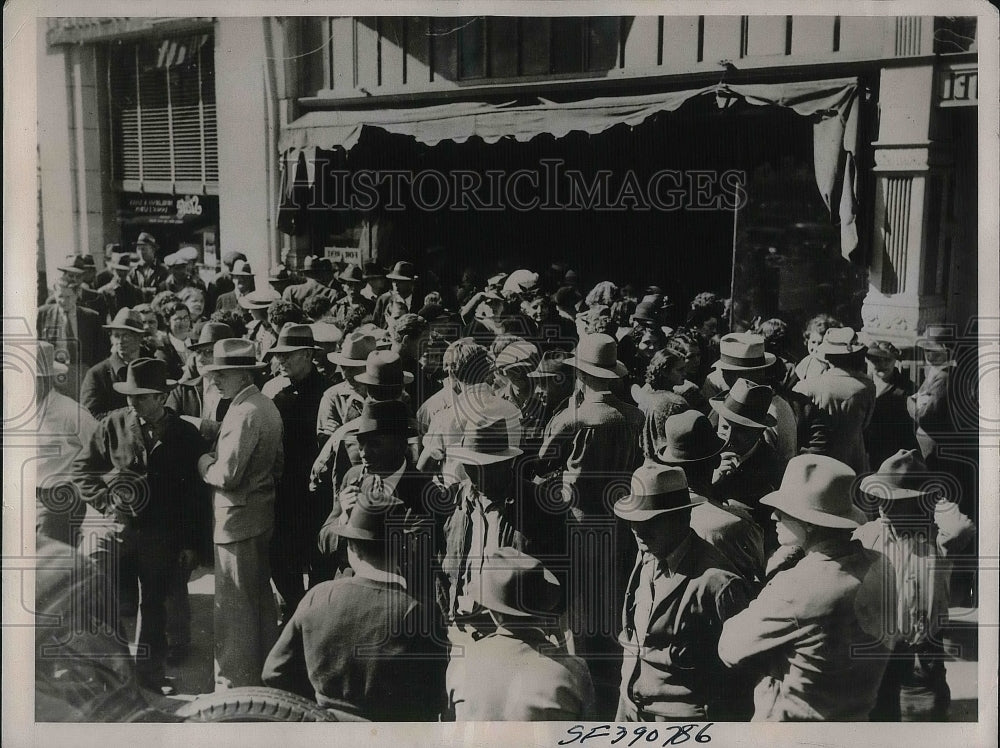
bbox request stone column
[861,61,953,351]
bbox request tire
[175,686,365,722]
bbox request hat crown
[231,259,254,275]
[339,332,377,362]
[388,261,416,278]
[479,548,560,616]
[496,340,539,369]
[772,455,857,522]
[660,411,724,462]
[275,323,316,348]
[362,350,405,386]
[719,333,766,361]
[136,232,158,246]
[356,399,410,435]
[615,464,695,517]
[343,492,405,540]
[194,322,234,347]
[339,264,364,282]
[865,449,934,495]
[458,417,514,456]
[106,307,145,332]
[717,378,773,426]
[211,338,258,364]
[576,333,618,367]
[123,358,172,392]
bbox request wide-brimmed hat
[134,231,158,248]
[328,332,377,367]
[268,265,294,285]
[354,399,417,437]
[713,333,777,371]
[103,308,145,334]
[164,253,187,268]
[112,358,177,395]
[329,491,404,542]
[238,288,281,310]
[222,251,248,268]
[476,548,561,618]
[201,338,267,371]
[417,303,451,323]
[527,350,569,379]
[229,259,255,278]
[656,411,727,464]
[108,252,138,271]
[817,327,867,361]
[865,339,901,361]
[566,333,628,379]
[710,378,776,429]
[502,269,539,298]
[385,261,417,281]
[177,245,199,263]
[27,341,69,377]
[631,301,660,326]
[448,415,523,465]
[355,350,415,387]
[188,321,235,351]
[613,464,704,521]
[338,264,364,284]
[58,254,96,275]
[495,340,540,372]
[916,324,955,354]
[301,256,334,276]
[761,454,866,528]
[310,322,344,347]
[266,323,321,355]
[858,449,939,502]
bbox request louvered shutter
[109,34,217,193]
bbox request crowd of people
[33,229,977,723]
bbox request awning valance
[280,77,860,257]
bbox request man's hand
[316,519,341,557]
[197,453,216,476]
[714,452,741,483]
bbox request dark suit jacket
[80,354,130,420]
[262,576,447,720]
[36,303,107,370]
[153,339,189,381]
[866,370,918,469]
[126,262,169,301]
[72,407,204,550]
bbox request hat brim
[237,296,275,309]
[188,340,218,351]
[112,380,178,395]
[818,345,867,360]
[385,273,416,281]
[328,354,369,367]
[328,524,381,542]
[613,495,706,521]
[760,491,866,529]
[712,351,777,371]
[656,436,727,465]
[355,371,415,386]
[265,344,321,356]
[448,446,523,466]
[476,566,560,617]
[58,266,87,276]
[201,361,267,372]
[709,398,777,429]
[565,358,628,379]
[103,324,145,334]
[858,474,937,501]
[108,263,134,271]
[230,271,254,278]
[355,422,419,438]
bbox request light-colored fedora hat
[761,454,867,528]
[476,547,561,618]
[448,414,523,466]
[710,378,777,429]
[613,464,704,521]
[858,449,940,502]
[328,331,377,367]
[712,333,777,372]
[565,333,628,379]
[201,338,267,371]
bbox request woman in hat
[718,454,895,721]
[855,450,975,720]
[863,340,919,471]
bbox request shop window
[109,34,218,193]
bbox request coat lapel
[126,410,148,470]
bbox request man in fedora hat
[38,276,107,398]
[260,324,333,619]
[72,358,203,694]
[657,411,765,586]
[332,263,375,320]
[718,454,895,721]
[126,232,168,302]
[536,332,644,713]
[360,262,389,303]
[157,252,206,296]
[263,490,447,721]
[32,341,99,547]
[204,250,246,313]
[97,252,144,321]
[372,261,420,322]
[283,256,336,308]
[79,307,147,418]
[56,254,109,321]
[446,547,595,721]
[863,339,919,470]
[709,378,784,522]
[238,287,281,360]
[213,259,257,316]
[317,331,377,446]
[855,449,975,720]
[616,464,753,722]
[793,326,875,474]
[198,338,284,689]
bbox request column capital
[871,140,954,173]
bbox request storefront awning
[280,77,860,257]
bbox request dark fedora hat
[338,264,365,284]
[476,548,561,618]
[385,261,417,281]
[527,350,569,379]
[103,307,145,334]
[112,358,177,395]
[303,256,333,276]
[710,378,777,429]
[188,322,235,351]
[201,339,267,372]
[657,411,727,464]
[58,254,96,275]
[448,414,523,466]
[631,300,660,325]
[916,324,955,354]
[266,323,321,355]
[134,231,158,248]
[713,333,777,372]
[354,350,415,387]
[613,464,704,521]
[329,491,405,542]
[354,399,417,438]
[858,449,939,501]
[362,262,385,279]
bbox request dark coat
[865,370,918,469]
[79,354,130,419]
[72,407,204,550]
[261,576,447,720]
[153,339,189,381]
[126,262,169,301]
[36,303,107,371]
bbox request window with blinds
[108,34,218,194]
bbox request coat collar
[231,384,259,407]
